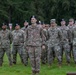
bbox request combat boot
[31,70,36,75]
[36,73,39,75]
[48,64,51,68]
[58,64,62,68]
[9,63,13,66]
[66,61,70,66]
[13,62,16,65]
[36,71,40,75]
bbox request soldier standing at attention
[47,19,62,68]
[72,25,76,65]
[26,16,46,75]
[0,23,12,66]
[60,19,70,65]
[68,18,74,58]
[41,23,49,64]
[21,20,29,66]
[41,22,47,64]
[21,20,29,31]
[12,24,26,66]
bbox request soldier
[12,24,27,66]
[72,26,76,65]
[21,20,29,31]
[47,19,62,68]
[21,20,29,66]
[60,19,70,65]
[0,23,12,66]
[68,18,74,58]
[26,16,46,75]
[38,21,42,28]
[41,22,47,64]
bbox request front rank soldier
[12,24,27,66]
[0,23,12,66]
[47,19,62,68]
[26,16,46,75]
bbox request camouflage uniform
[60,25,70,63]
[41,28,48,64]
[26,25,46,73]
[12,29,26,65]
[68,25,74,58]
[0,29,12,66]
[72,26,76,64]
[68,19,74,58]
[21,26,28,65]
[21,26,28,31]
[47,27,62,65]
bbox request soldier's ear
[36,19,37,22]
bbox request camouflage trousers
[26,46,41,72]
[0,47,12,65]
[41,46,47,64]
[12,45,27,65]
[60,43,70,63]
[24,47,29,65]
[69,43,73,57]
[48,45,62,65]
[73,45,76,63]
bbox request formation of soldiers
[0,16,76,75]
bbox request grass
[0,54,76,75]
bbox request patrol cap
[15,23,20,26]
[69,18,74,22]
[31,15,37,19]
[61,19,65,21]
[50,19,56,24]
[24,20,28,22]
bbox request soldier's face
[2,25,7,30]
[31,18,37,24]
[24,22,28,26]
[45,25,49,29]
[61,21,66,26]
[42,24,45,28]
[51,23,56,27]
[15,25,20,30]
[69,21,74,25]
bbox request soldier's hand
[42,45,46,49]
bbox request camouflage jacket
[0,29,12,48]
[47,27,63,47]
[60,25,70,43]
[26,25,46,46]
[72,26,76,45]
[21,27,27,31]
[12,29,25,46]
[68,25,74,44]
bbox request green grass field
[0,54,76,75]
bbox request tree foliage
[0,0,76,26]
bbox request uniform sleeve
[24,28,28,47]
[22,30,25,43]
[47,29,50,41]
[58,29,63,43]
[9,31,13,44]
[40,28,46,45]
[68,29,73,44]
[71,28,74,42]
